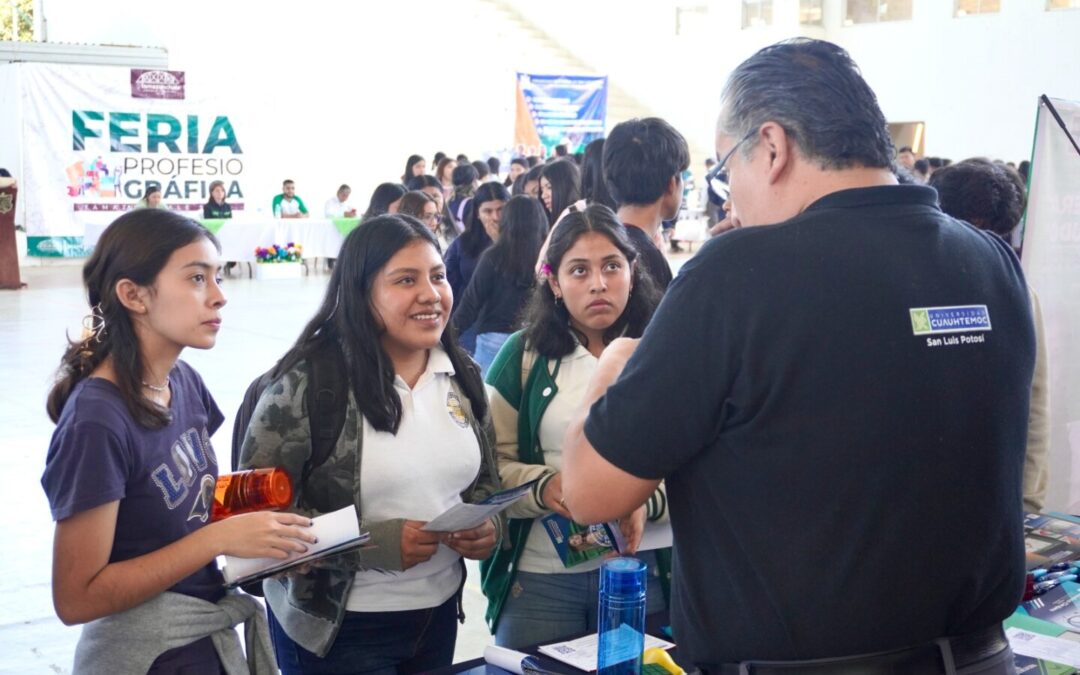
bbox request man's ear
[114,278,149,314]
[759,121,792,185]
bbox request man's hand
[592,338,639,391]
[709,216,737,237]
[710,200,741,237]
[617,505,647,555]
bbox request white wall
[833,1,1080,162]
[508,0,1080,163]
[37,0,518,211]
[20,0,1080,205]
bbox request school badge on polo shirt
[910,305,992,348]
[446,391,469,428]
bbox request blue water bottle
[597,556,647,675]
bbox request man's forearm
[562,339,659,523]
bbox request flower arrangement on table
[254,242,303,263]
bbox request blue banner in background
[515,73,607,156]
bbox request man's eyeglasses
[706,130,756,199]
[714,130,757,176]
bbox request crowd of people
[43,37,1044,675]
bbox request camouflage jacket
[238,357,502,657]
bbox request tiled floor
[1,247,694,674]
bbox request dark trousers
[268,595,459,675]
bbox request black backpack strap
[231,371,272,472]
[303,345,348,484]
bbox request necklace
[141,378,169,392]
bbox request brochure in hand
[540,514,628,568]
[422,479,539,532]
[222,505,370,588]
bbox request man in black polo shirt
[563,39,1033,674]
[603,118,690,292]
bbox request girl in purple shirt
[41,209,315,672]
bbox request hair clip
[81,303,106,343]
[540,263,553,277]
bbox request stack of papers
[1007,593,1080,674]
[537,632,674,672]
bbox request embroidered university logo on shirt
[909,305,992,335]
[446,391,469,428]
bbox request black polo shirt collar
[803,184,939,213]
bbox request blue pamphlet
[540,513,627,568]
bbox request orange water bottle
[211,468,294,521]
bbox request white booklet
[1006,627,1080,667]
[222,505,370,587]
[538,631,675,672]
[422,479,538,532]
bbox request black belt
[706,624,1009,675]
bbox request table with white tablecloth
[83,217,361,263]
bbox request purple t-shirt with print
[42,359,226,601]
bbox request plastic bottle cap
[264,469,294,507]
[600,556,647,598]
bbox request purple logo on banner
[131,69,186,100]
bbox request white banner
[17,63,250,256]
[1020,96,1080,511]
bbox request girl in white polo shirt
[239,214,502,674]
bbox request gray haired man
[562,39,1033,674]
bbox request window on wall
[800,0,825,24]
[844,0,913,25]
[675,5,709,36]
[742,0,774,28]
[1047,0,1080,9]
[955,0,1000,15]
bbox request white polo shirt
[346,346,482,611]
[324,196,355,218]
[516,344,606,575]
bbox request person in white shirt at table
[272,180,309,219]
[324,184,358,218]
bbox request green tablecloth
[332,218,362,236]
[200,219,227,235]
